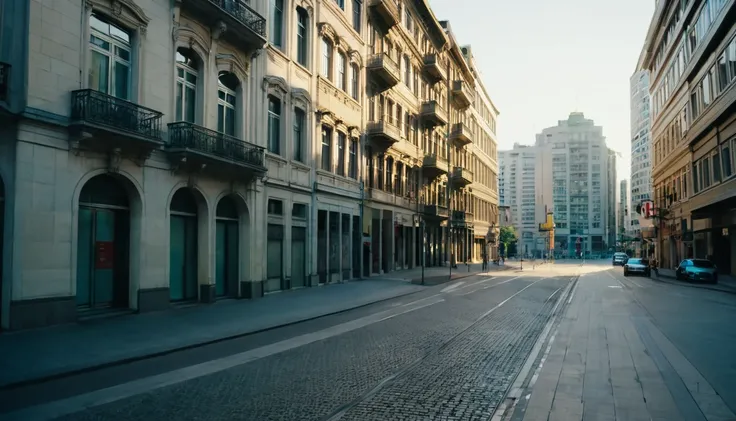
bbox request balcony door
[169,189,199,302]
[88,14,131,100]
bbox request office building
[641,0,735,273]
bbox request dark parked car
[612,252,628,266]
[623,258,650,277]
[675,259,718,283]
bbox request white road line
[440,281,465,293]
[2,298,445,421]
[459,275,524,296]
[453,277,495,291]
[606,270,634,288]
[567,278,580,304]
[475,277,548,321]
[545,287,562,303]
[400,293,443,307]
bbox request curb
[0,288,424,391]
[651,274,736,295]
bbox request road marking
[545,287,562,303]
[400,293,443,307]
[459,275,524,296]
[1,298,445,421]
[476,277,549,321]
[608,285,622,288]
[567,278,580,304]
[441,281,465,293]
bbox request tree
[499,226,517,257]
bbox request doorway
[169,189,199,302]
[76,175,130,310]
[291,226,307,288]
[215,196,239,297]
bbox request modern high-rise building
[539,113,614,257]
[641,0,735,273]
[618,179,629,241]
[499,144,539,255]
[629,69,653,239]
[498,112,616,257]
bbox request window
[217,73,238,136]
[690,88,701,118]
[713,150,721,182]
[335,0,345,9]
[270,0,284,48]
[296,8,308,66]
[386,157,393,193]
[89,14,131,100]
[702,72,712,107]
[293,108,305,162]
[403,55,410,86]
[723,142,733,178]
[352,0,361,32]
[321,126,332,171]
[337,53,347,90]
[337,132,346,176]
[717,53,728,93]
[729,39,736,84]
[175,48,198,123]
[351,64,359,100]
[268,96,281,154]
[293,203,307,219]
[692,163,699,193]
[268,199,284,215]
[703,156,711,188]
[321,38,332,78]
[348,138,357,179]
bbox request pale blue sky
[429,0,656,179]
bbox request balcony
[366,119,401,152]
[422,54,446,84]
[422,204,449,221]
[422,154,449,180]
[368,0,399,28]
[448,123,472,147]
[451,210,473,227]
[420,100,448,127]
[0,62,9,102]
[68,89,164,155]
[450,166,473,188]
[451,80,473,109]
[367,53,400,90]
[166,122,266,179]
[179,0,266,52]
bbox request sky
[428,0,656,181]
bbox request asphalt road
[3,260,735,421]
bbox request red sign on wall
[95,241,115,269]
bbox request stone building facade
[0,0,499,330]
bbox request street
[2,261,736,421]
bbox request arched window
[217,72,238,136]
[350,63,359,100]
[88,14,131,100]
[175,48,199,123]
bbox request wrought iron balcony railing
[167,122,265,170]
[0,62,9,102]
[70,89,163,141]
[207,0,266,36]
